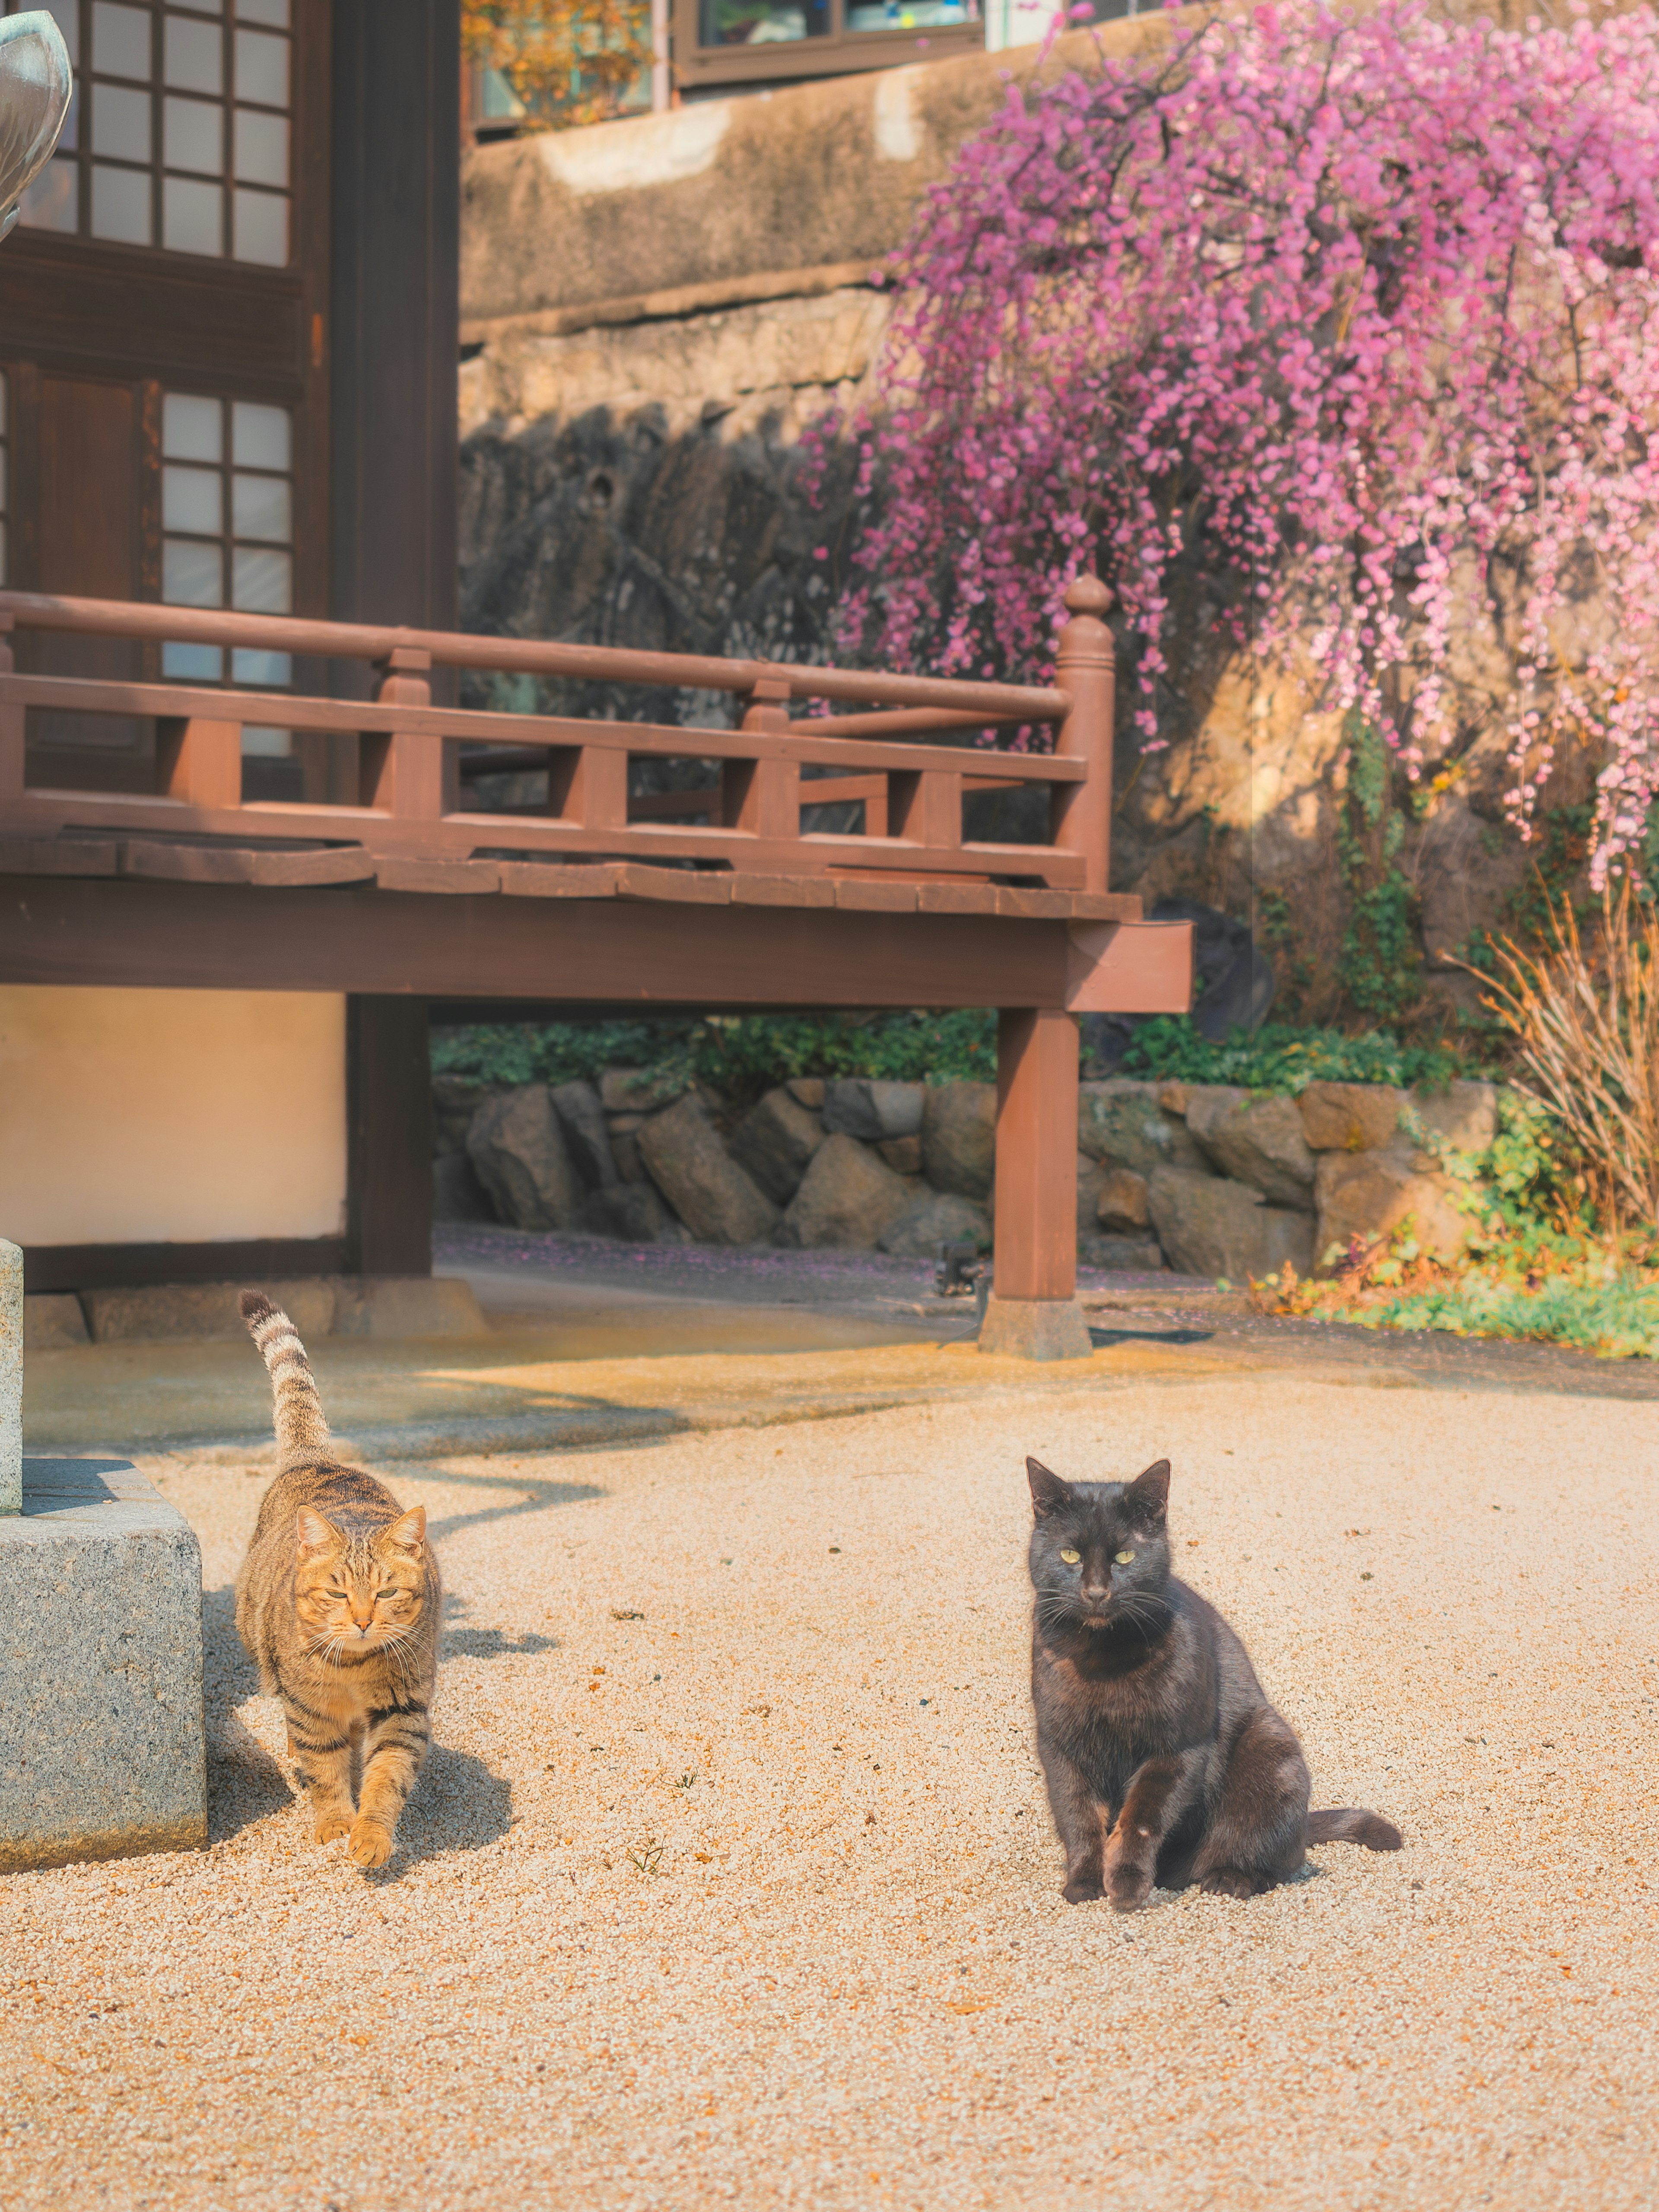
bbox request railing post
[979,1006,1091,1361]
[362,645,450,817]
[155,716,243,810]
[1051,575,1115,894]
[721,676,799,842]
[547,739,627,833]
[0,614,20,801]
[888,764,962,854]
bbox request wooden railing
[0,577,1117,890]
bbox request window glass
[234,24,286,104]
[845,0,971,21]
[165,95,224,174]
[91,82,151,162]
[699,0,830,41]
[231,471,289,542]
[164,173,222,253]
[163,537,223,606]
[18,156,78,231]
[232,400,289,471]
[164,12,222,94]
[236,0,288,25]
[162,463,222,534]
[232,185,285,265]
[232,106,285,185]
[163,642,224,680]
[91,162,152,243]
[232,545,290,615]
[92,2,152,78]
[233,654,291,688]
[163,391,222,462]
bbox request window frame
[671,0,984,92]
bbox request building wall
[0,988,346,1248]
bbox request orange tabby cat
[235,1290,440,1869]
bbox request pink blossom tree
[833,0,1659,873]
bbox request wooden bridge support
[981,1007,1092,1361]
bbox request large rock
[1299,1082,1407,1153]
[551,1080,619,1187]
[1097,1167,1150,1232]
[637,1095,778,1245]
[922,1083,997,1198]
[599,1065,689,1115]
[782,1134,913,1249]
[433,1150,495,1223]
[1082,1233,1165,1271]
[1314,1153,1469,1269]
[467,1085,584,1230]
[1146,1167,1315,1281]
[877,1189,991,1258]
[728,1085,825,1204]
[822,1079,925,1142]
[1185,1087,1316,1209]
[574,1182,687,1244]
[1077,1081,1208,1176]
[432,1074,499,1157]
[1412,1080,1498,1157]
[1078,1153,1109,1238]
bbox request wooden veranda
[0,577,1192,1357]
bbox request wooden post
[722,677,799,840]
[362,646,451,817]
[347,996,432,1278]
[547,741,628,833]
[155,718,243,809]
[1050,575,1116,894]
[0,615,22,802]
[980,1006,1092,1360]
[888,764,963,854]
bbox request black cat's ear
[1124,1459,1171,1526]
[1027,1458,1073,1519]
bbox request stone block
[922,1082,997,1198]
[1,1241,19,1517]
[467,1084,584,1230]
[433,1151,495,1223]
[611,1131,644,1183]
[877,1135,922,1176]
[22,1294,91,1352]
[0,1458,207,1872]
[977,1296,1093,1361]
[84,1277,337,1346]
[331,1277,490,1340]
[637,1095,778,1245]
[1081,1234,1165,1271]
[432,1074,499,1158]
[1097,1166,1150,1232]
[551,1079,620,1187]
[1314,1152,1469,1269]
[1412,1080,1499,1157]
[1146,1167,1315,1281]
[877,1189,991,1257]
[1077,1081,1208,1175]
[787,1077,826,1109]
[1300,1082,1407,1153]
[822,1078,925,1142]
[782,1134,912,1249]
[600,1065,689,1114]
[728,1086,825,1204]
[1185,1087,1316,1208]
[573,1183,687,1244]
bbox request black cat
[1027,1455,1402,1908]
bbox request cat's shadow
[201,1586,514,1871]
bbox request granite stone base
[0,1458,207,1874]
[976,1295,1094,1363]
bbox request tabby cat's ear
[1027,1458,1073,1519]
[1123,1459,1171,1526]
[295,1507,339,1557]
[382,1505,427,1556]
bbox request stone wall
[435,1065,1504,1281]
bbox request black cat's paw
[1062,1875,1105,1904]
[1107,1862,1154,1913]
[1200,1866,1266,1900]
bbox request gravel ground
[4,1376,1657,2210]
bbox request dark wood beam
[24,1237,350,1296]
[0,877,1071,1008]
[348,998,433,1278]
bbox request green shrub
[1117,1017,1482,1095]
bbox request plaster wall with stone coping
[0,986,346,1247]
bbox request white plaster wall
[0,988,348,1247]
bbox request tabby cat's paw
[349,1819,395,1869]
[314,1815,352,1844]
[1062,1875,1105,1904]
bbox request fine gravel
[3,1376,1657,2209]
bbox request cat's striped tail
[1308,1807,1404,1852]
[239,1290,332,1465]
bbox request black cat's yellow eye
[1115,1550,1136,1564]
[1060,1548,1081,1564]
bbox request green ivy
[1334,713,1424,1022]
[1118,1016,1481,1094]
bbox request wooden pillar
[981,1007,1091,1360]
[347,997,432,1278]
[1050,575,1116,895]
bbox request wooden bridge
[0,577,1192,1358]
